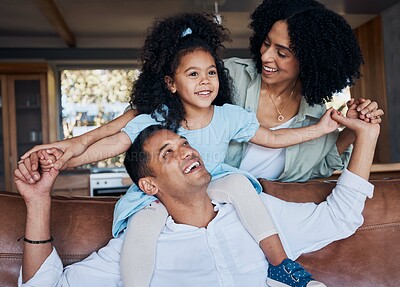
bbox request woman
[18,0,383,184]
[225,0,383,181]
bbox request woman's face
[259,20,300,87]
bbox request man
[15,113,379,286]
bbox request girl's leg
[207,174,286,265]
[120,200,168,287]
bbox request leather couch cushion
[260,178,400,286]
[1,178,399,286]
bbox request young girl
[25,13,339,287]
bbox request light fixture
[214,1,222,24]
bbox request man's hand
[15,167,60,282]
[14,167,59,204]
[332,109,380,180]
[16,148,64,184]
[333,109,380,137]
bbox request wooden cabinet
[0,77,7,191]
[52,172,90,197]
[0,63,57,192]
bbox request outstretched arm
[263,113,379,259]
[66,131,132,168]
[250,108,339,148]
[16,131,132,183]
[332,110,380,179]
[20,109,136,172]
[14,167,59,282]
[336,98,383,155]
[17,110,136,183]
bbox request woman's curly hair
[131,13,232,131]
[249,0,364,106]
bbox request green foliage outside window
[61,69,139,169]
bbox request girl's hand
[317,107,341,134]
[37,149,58,171]
[347,98,384,124]
[20,137,88,171]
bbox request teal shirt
[224,57,352,182]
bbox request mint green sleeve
[278,131,352,182]
[309,143,352,179]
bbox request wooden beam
[35,0,76,47]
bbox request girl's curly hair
[249,0,364,106]
[131,13,232,131]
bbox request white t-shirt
[239,117,296,180]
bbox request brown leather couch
[1,178,399,287]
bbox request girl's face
[164,49,219,112]
[259,20,300,87]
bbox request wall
[352,17,391,163]
[382,1,400,162]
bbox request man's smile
[183,158,202,174]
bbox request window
[60,68,140,168]
[325,86,351,114]
[325,87,351,131]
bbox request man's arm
[262,113,379,259]
[14,167,59,282]
[336,98,382,155]
[14,165,124,286]
[332,110,380,179]
[261,170,374,260]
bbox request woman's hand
[347,98,384,124]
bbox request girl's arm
[250,108,339,148]
[22,109,136,168]
[15,132,132,184]
[17,109,137,182]
[66,131,132,168]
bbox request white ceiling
[0,0,399,50]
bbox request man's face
[143,129,211,199]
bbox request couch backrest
[1,178,400,287]
[0,192,117,286]
[260,178,400,287]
